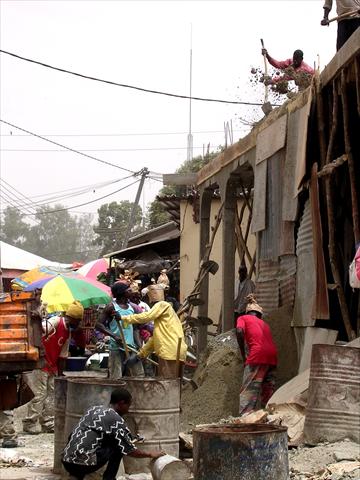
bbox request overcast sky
[0,0,336,221]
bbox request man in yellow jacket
[120,288,187,378]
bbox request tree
[25,205,79,263]
[147,150,222,229]
[93,201,143,255]
[0,206,30,247]
[76,214,100,263]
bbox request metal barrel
[304,344,360,444]
[64,377,180,475]
[53,376,68,474]
[193,424,289,480]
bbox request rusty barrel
[304,344,360,444]
[64,377,180,474]
[53,376,68,474]
[193,424,289,480]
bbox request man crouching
[62,388,164,480]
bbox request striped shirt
[62,405,135,466]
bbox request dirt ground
[0,404,58,480]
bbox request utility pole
[122,167,149,248]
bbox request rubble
[289,440,360,480]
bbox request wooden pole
[324,82,355,340]
[340,70,360,245]
[175,337,182,378]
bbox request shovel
[260,38,272,115]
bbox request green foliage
[0,207,29,247]
[25,205,79,262]
[93,200,143,255]
[147,149,221,228]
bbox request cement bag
[349,247,360,289]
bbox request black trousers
[337,19,360,51]
[62,445,123,480]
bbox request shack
[193,31,360,384]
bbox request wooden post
[323,81,355,340]
[340,70,360,245]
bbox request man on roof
[261,48,314,87]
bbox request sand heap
[181,329,243,431]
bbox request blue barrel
[193,424,289,480]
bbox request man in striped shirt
[62,388,164,480]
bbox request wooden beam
[317,154,348,177]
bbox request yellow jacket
[122,301,187,361]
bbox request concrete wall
[179,198,256,325]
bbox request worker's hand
[321,16,329,26]
[261,48,268,56]
[115,312,122,321]
[149,451,166,459]
[96,341,107,352]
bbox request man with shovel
[321,0,360,50]
[261,48,314,84]
[120,285,187,379]
[96,282,144,378]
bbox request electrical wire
[21,178,140,216]
[1,145,220,152]
[1,174,134,209]
[0,129,244,137]
[0,119,136,174]
[0,49,279,107]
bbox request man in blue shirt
[96,282,144,378]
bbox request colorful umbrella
[24,275,111,313]
[24,273,111,296]
[77,258,109,280]
[11,266,74,291]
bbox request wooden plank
[251,159,267,233]
[256,114,287,165]
[320,28,360,87]
[282,109,301,221]
[0,316,27,326]
[310,164,330,319]
[0,329,28,339]
[163,173,198,186]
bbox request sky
[0,0,337,222]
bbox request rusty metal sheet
[256,255,296,311]
[256,114,287,165]
[251,159,267,233]
[279,255,297,307]
[310,164,329,319]
[282,109,302,222]
[258,150,285,258]
[293,200,316,327]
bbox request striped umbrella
[77,258,109,280]
[24,274,111,313]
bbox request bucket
[304,344,360,444]
[64,377,180,474]
[147,285,165,302]
[193,423,289,480]
[65,356,88,371]
[151,454,191,480]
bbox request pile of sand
[180,330,243,431]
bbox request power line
[0,49,277,107]
[0,129,244,137]
[1,174,134,209]
[1,145,220,152]
[21,178,140,216]
[0,119,136,174]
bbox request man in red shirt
[236,295,277,416]
[22,301,83,434]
